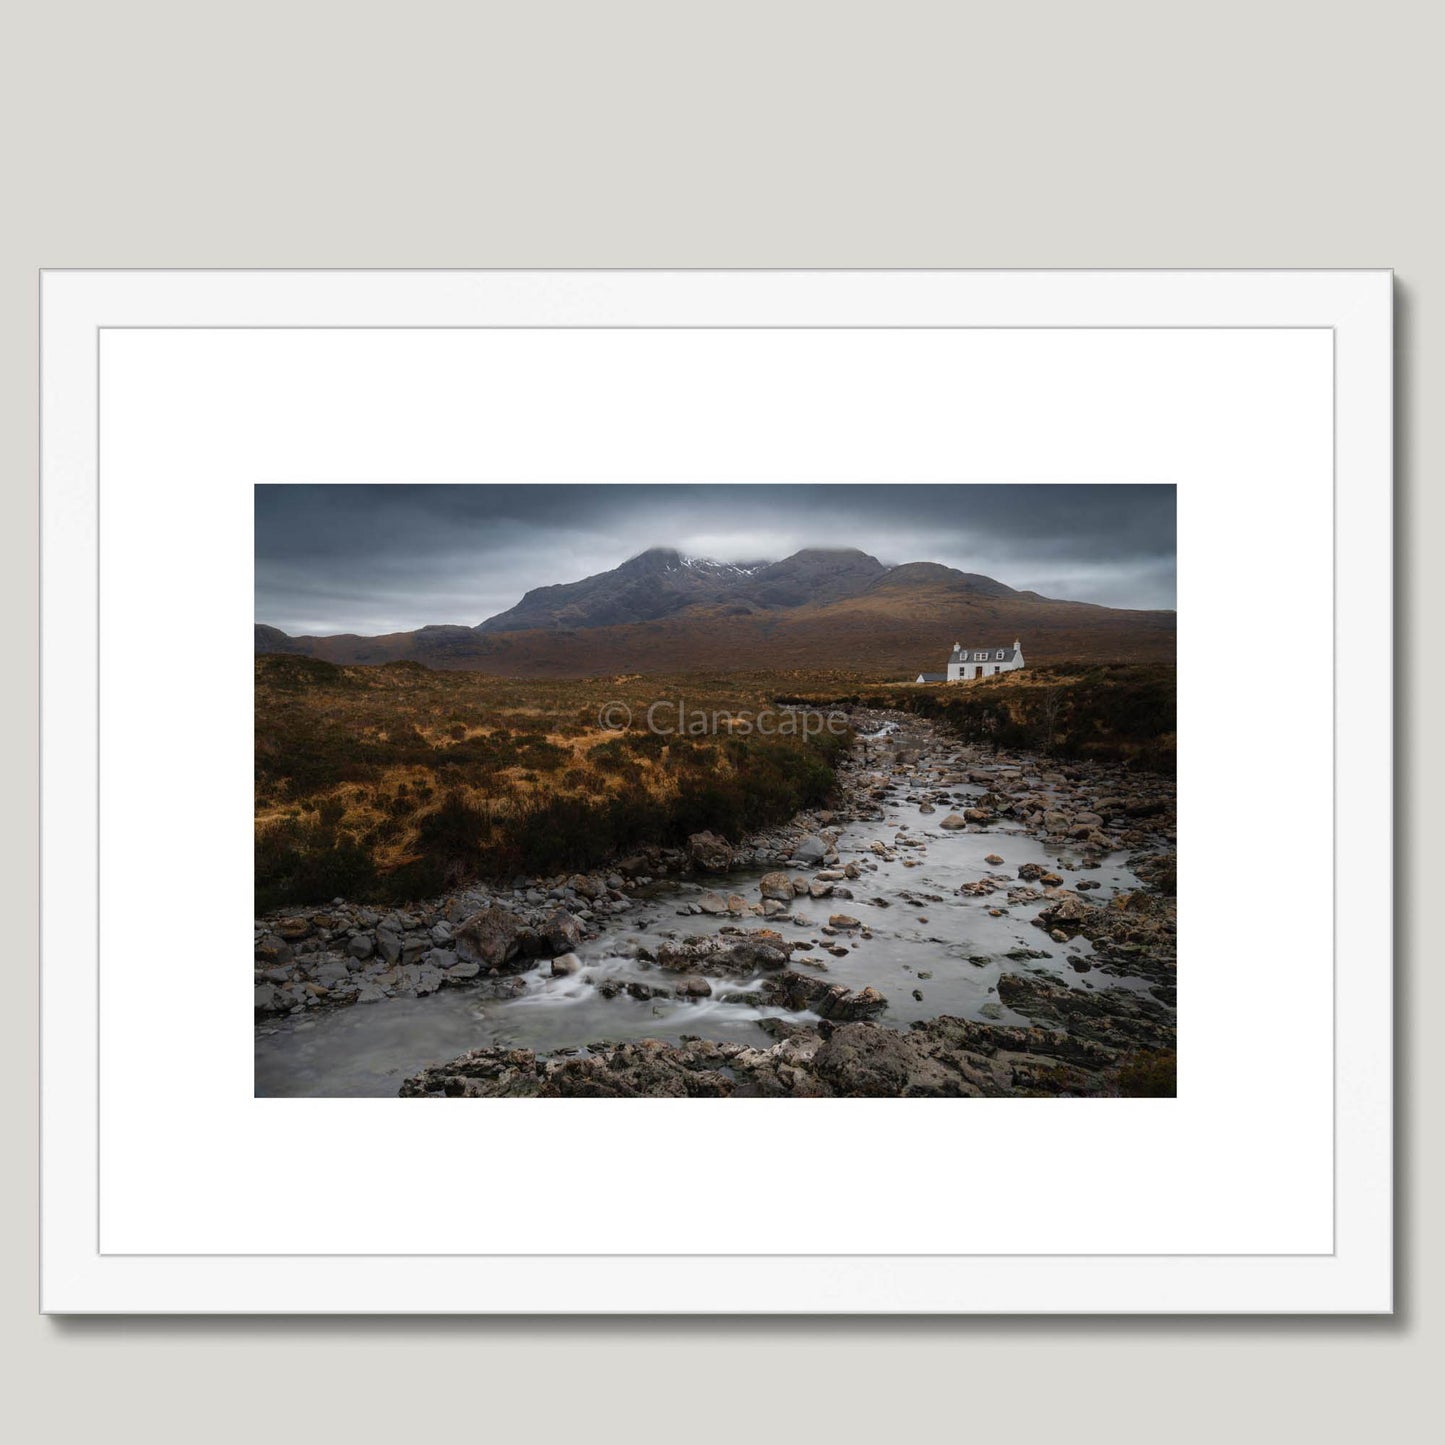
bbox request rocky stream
[254,710,1177,1097]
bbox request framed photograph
[39,269,1392,1313]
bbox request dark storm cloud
[255,484,1176,635]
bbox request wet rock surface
[399,998,1168,1098]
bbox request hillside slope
[257,546,1174,676]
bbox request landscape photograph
[254,482,1178,1098]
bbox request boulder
[938,813,968,830]
[541,909,585,954]
[763,971,889,1020]
[715,938,790,973]
[254,934,293,966]
[346,933,375,961]
[656,935,790,976]
[1035,892,1099,935]
[454,906,528,968]
[817,984,887,1021]
[759,871,795,902]
[792,835,828,865]
[550,952,582,976]
[687,831,734,873]
[812,1023,956,1097]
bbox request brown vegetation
[254,657,853,910]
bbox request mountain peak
[619,546,683,574]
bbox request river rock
[657,933,790,976]
[793,835,828,865]
[454,905,527,968]
[346,933,374,961]
[696,891,728,915]
[812,1023,956,1096]
[688,831,734,873]
[312,958,351,986]
[550,952,582,976]
[763,971,888,1020]
[938,813,967,830]
[540,909,584,953]
[759,872,795,901]
[1034,892,1100,935]
[254,934,293,966]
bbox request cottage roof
[949,642,1020,659]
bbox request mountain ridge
[256,546,1174,676]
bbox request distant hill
[474,546,890,632]
[256,546,1175,677]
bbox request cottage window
[996,650,1005,659]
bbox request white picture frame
[39,269,1392,1313]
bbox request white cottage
[915,639,1025,684]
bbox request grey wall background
[2,2,1436,1441]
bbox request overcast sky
[255,483,1176,635]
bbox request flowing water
[255,735,1153,1097]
